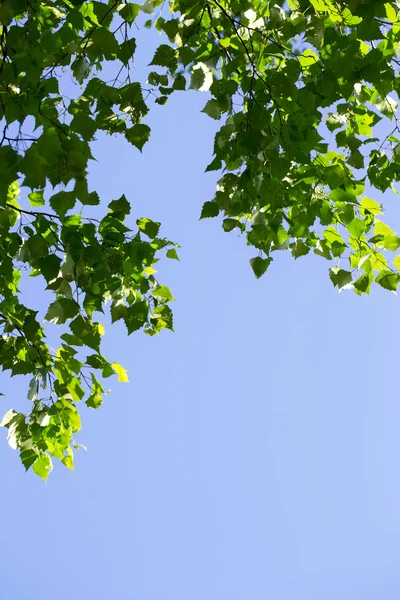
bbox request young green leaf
[33,453,53,480]
[112,363,129,383]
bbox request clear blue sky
[1,21,400,600]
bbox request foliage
[1,0,400,477]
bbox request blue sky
[1,19,400,600]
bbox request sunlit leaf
[112,363,129,382]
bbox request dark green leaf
[250,256,272,279]
[150,44,177,70]
[375,271,400,291]
[126,124,151,151]
[329,267,353,290]
[109,195,131,215]
[50,191,76,218]
[200,202,219,219]
[20,449,39,471]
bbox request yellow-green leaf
[112,363,129,382]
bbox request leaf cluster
[2,0,400,476]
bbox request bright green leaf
[33,453,52,480]
[112,362,129,382]
[153,284,174,302]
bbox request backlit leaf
[202,100,222,120]
[119,2,140,24]
[112,363,129,382]
[33,453,52,480]
[190,63,213,92]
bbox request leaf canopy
[1,0,400,476]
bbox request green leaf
[111,300,127,323]
[166,248,179,260]
[0,409,18,428]
[393,255,400,270]
[330,189,357,204]
[155,96,168,105]
[200,202,219,219]
[62,453,74,471]
[20,146,46,189]
[86,392,103,409]
[141,0,156,14]
[109,195,131,215]
[250,256,272,279]
[66,377,85,402]
[329,267,353,290]
[222,218,240,232]
[28,191,45,207]
[61,446,74,471]
[173,74,186,90]
[72,56,91,84]
[33,453,52,480]
[81,190,100,206]
[385,2,397,21]
[314,240,331,260]
[190,63,213,92]
[149,304,173,333]
[375,271,400,291]
[202,100,222,120]
[360,197,382,216]
[126,124,151,151]
[376,95,398,119]
[348,149,364,170]
[27,378,37,401]
[347,218,366,238]
[205,156,222,172]
[291,239,310,258]
[123,302,148,334]
[150,44,177,69]
[49,191,76,218]
[310,0,331,12]
[112,362,129,382]
[354,273,373,295]
[44,299,79,325]
[20,449,39,471]
[383,235,400,251]
[39,255,62,283]
[326,113,344,132]
[118,37,137,65]
[153,284,174,302]
[374,220,395,237]
[37,412,51,427]
[137,217,160,238]
[25,234,48,260]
